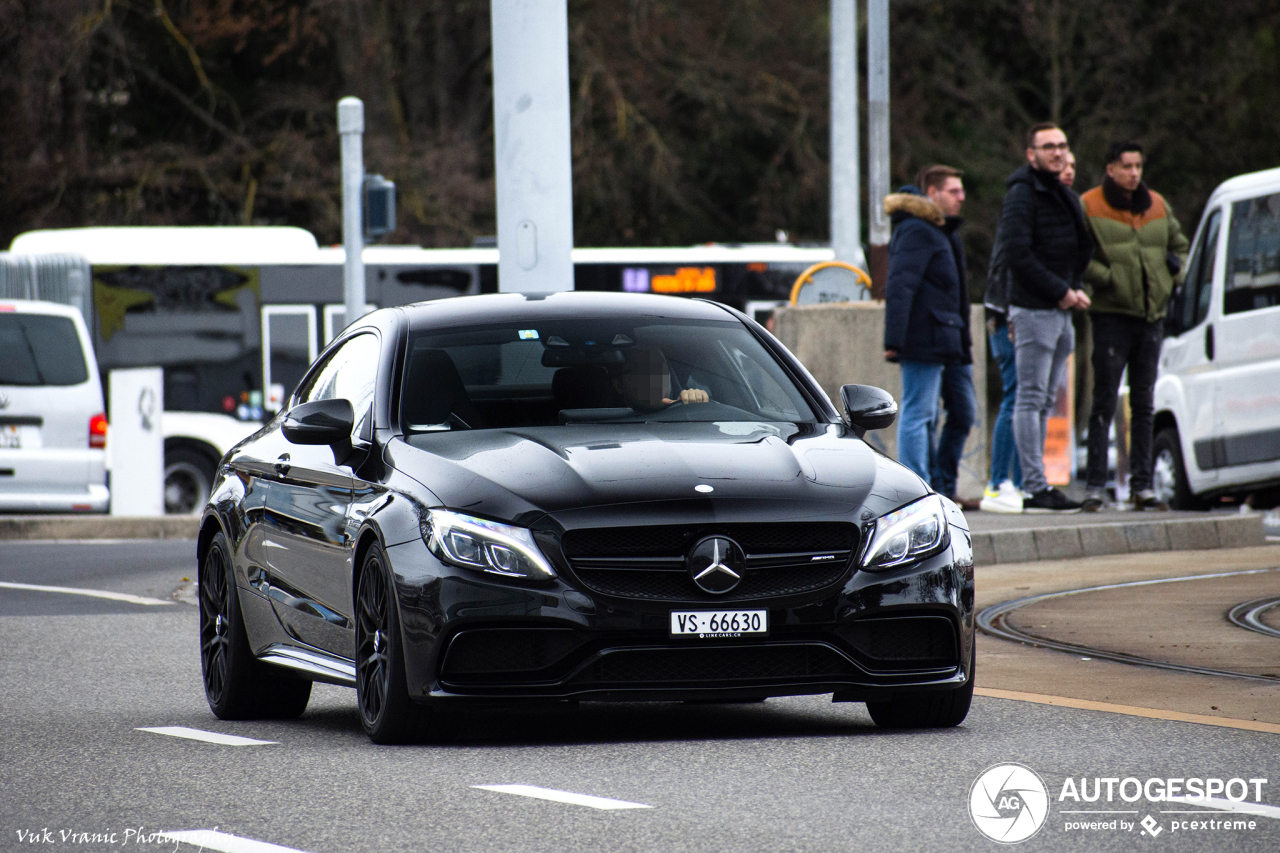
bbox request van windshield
[0,314,89,386]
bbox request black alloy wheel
[356,543,429,744]
[199,530,311,720]
[866,645,975,729]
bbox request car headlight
[861,495,949,570]
[421,509,557,581]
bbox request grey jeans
[1009,306,1074,495]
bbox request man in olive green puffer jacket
[1079,141,1189,512]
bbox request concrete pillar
[491,0,575,292]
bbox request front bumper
[385,522,975,703]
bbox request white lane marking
[1163,796,1280,820]
[473,784,652,810]
[137,726,278,746]
[157,830,312,853]
[0,580,174,606]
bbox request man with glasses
[998,122,1094,512]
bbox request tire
[1153,427,1204,510]
[199,531,312,720]
[867,645,974,729]
[356,543,430,744]
[166,446,217,516]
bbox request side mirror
[840,384,898,435]
[282,399,355,446]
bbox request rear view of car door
[261,333,380,655]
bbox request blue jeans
[988,320,1023,490]
[898,360,976,496]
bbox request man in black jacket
[999,122,1094,512]
[883,165,975,499]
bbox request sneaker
[1130,489,1169,511]
[1023,488,1083,513]
[980,481,1023,514]
[1081,487,1106,513]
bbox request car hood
[386,422,927,527]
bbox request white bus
[5,226,839,512]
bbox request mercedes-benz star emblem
[687,536,746,595]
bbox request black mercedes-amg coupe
[198,292,975,743]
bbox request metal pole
[491,0,575,292]
[338,96,366,325]
[830,0,861,281]
[867,0,890,299]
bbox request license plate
[670,609,768,638]
[0,425,39,450]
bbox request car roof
[398,291,737,330]
[1207,166,1280,206]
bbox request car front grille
[560,522,858,602]
[566,644,860,686]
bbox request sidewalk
[965,506,1270,564]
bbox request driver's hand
[673,388,709,404]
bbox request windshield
[0,313,89,387]
[401,317,815,431]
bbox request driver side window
[296,333,381,435]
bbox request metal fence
[0,252,93,322]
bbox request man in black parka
[999,122,1094,512]
[883,165,975,499]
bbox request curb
[0,515,200,541]
[969,514,1266,565]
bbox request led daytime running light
[861,495,949,570]
[422,509,556,581]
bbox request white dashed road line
[137,726,278,746]
[473,784,652,810]
[0,580,174,606]
[1163,796,1280,820]
[158,830,313,853]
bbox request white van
[0,299,109,512]
[1154,166,1280,508]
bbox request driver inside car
[614,346,710,410]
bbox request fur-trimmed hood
[884,188,945,227]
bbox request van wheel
[1153,428,1204,510]
[166,447,216,515]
